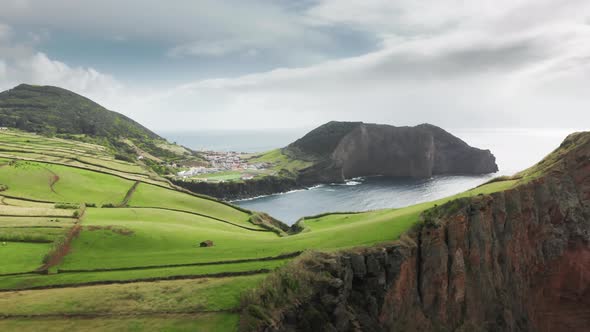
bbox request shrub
[85,203,97,207]
[101,203,116,208]
[54,203,80,209]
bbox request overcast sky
[0,0,589,131]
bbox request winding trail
[44,168,60,194]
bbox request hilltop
[0,84,199,170]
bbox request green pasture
[0,161,133,205]
[0,313,238,332]
[0,227,66,242]
[128,183,253,225]
[0,260,287,291]
[249,148,312,174]
[0,274,265,315]
[0,242,51,274]
[59,179,515,272]
[0,216,75,228]
[60,208,279,270]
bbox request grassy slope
[1,242,53,274]
[0,276,261,332]
[61,208,278,270]
[0,161,133,205]
[0,275,265,315]
[0,314,238,332]
[128,183,252,225]
[0,129,545,332]
[249,148,312,175]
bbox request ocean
[160,127,580,225]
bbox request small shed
[200,240,214,247]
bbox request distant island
[175,121,498,199]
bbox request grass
[0,161,133,205]
[60,208,280,270]
[0,216,76,228]
[0,314,238,332]
[0,260,288,291]
[0,204,76,217]
[0,275,266,315]
[128,183,253,225]
[249,148,312,175]
[0,227,66,242]
[0,275,262,332]
[0,242,52,274]
[59,179,516,273]
[193,170,248,182]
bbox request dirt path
[117,181,139,207]
[37,224,82,272]
[43,167,60,194]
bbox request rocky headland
[176,122,499,200]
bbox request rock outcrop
[287,122,498,184]
[241,132,590,332]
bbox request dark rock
[288,122,498,184]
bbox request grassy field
[60,208,280,270]
[0,161,133,205]
[0,130,530,331]
[0,275,265,315]
[249,148,312,175]
[1,242,53,274]
[128,184,253,226]
[0,314,238,332]
[0,260,288,290]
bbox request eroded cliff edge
[241,132,590,332]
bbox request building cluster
[176,151,269,178]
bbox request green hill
[0,84,191,164]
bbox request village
[176,150,270,181]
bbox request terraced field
[0,129,518,331]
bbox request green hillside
[0,84,197,166]
[0,128,525,331]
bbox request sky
[0,0,589,131]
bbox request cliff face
[288,122,498,184]
[243,132,590,332]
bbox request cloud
[132,0,590,130]
[0,0,331,60]
[1,0,590,132]
[0,25,124,109]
